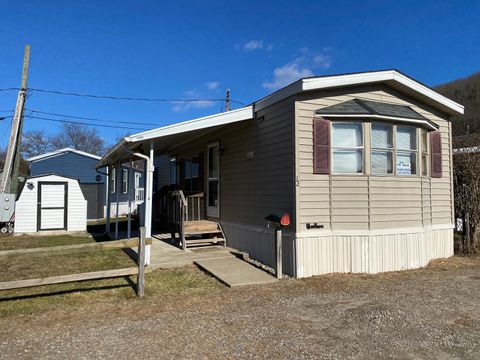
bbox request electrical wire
[24,115,150,131]
[26,109,159,126]
[28,88,247,105]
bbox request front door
[37,182,68,231]
[207,143,220,218]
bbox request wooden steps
[180,220,226,249]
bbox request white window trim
[371,123,394,176]
[395,125,418,177]
[110,167,116,194]
[330,121,365,175]
[122,168,128,194]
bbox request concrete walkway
[117,231,277,287]
[150,233,277,287]
[195,257,277,287]
[149,233,235,269]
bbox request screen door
[207,143,220,218]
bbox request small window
[396,126,417,176]
[122,169,128,194]
[183,157,200,191]
[371,123,393,175]
[332,122,363,174]
[421,129,428,176]
[110,167,116,193]
[169,158,176,185]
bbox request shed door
[37,182,68,231]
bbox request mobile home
[98,70,463,277]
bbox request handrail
[178,190,187,207]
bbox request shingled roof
[315,99,438,129]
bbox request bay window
[371,124,393,175]
[396,126,417,175]
[331,122,363,174]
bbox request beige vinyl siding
[295,84,453,232]
[150,99,296,275]
[165,98,295,227]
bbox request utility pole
[1,45,30,195]
[225,88,230,112]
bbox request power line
[27,109,159,126]
[0,88,20,92]
[24,115,149,131]
[28,87,247,105]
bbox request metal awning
[97,106,254,168]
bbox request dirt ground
[1,256,480,359]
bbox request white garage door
[38,182,67,231]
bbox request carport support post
[115,163,120,240]
[105,166,111,234]
[275,228,282,279]
[127,160,133,240]
[143,141,154,265]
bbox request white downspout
[115,164,120,240]
[129,143,153,265]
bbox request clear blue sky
[0,0,479,150]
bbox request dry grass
[0,235,220,317]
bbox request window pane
[397,127,417,150]
[372,151,393,175]
[396,152,417,176]
[169,159,176,184]
[372,124,393,149]
[208,146,219,179]
[332,123,362,147]
[184,160,191,179]
[191,157,199,178]
[333,150,363,173]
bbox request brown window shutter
[313,118,331,174]
[430,131,442,178]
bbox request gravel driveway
[1,256,480,359]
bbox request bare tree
[21,130,52,158]
[50,123,105,155]
[453,133,480,254]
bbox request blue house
[28,148,144,221]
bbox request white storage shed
[15,174,87,234]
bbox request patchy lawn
[1,242,480,358]
[0,235,220,317]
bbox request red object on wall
[280,213,290,226]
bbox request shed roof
[28,148,101,162]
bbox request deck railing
[167,190,205,250]
[135,188,145,202]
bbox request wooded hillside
[435,72,480,136]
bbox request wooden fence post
[137,227,146,297]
